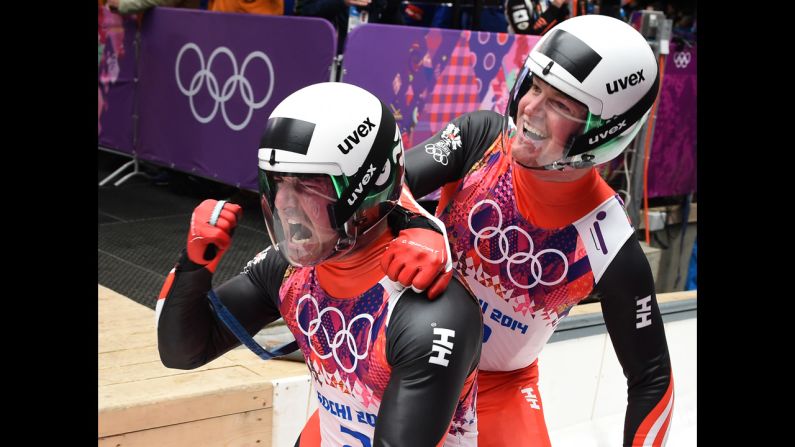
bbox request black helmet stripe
[331,101,395,228]
[259,117,315,155]
[538,29,602,83]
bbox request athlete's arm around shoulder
[596,237,674,446]
[405,110,505,198]
[373,277,482,445]
[157,246,287,370]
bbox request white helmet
[257,82,404,266]
[506,14,659,169]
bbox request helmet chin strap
[332,216,390,261]
[513,136,596,171]
[514,159,571,172]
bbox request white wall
[541,317,697,446]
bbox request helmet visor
[259,169,352,267]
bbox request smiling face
[264,173,342,266]
[511,76,589,170]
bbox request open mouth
[522,123,547,141]
[288,219,313,243]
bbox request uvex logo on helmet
[337,117,377,154]
[588,120,627,145]
[605,69,646,95]
[346,163,378,205]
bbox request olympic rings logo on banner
[673,51,691,69]
[175,43,275,131]
[296,294,375,373]
[468,200,568,289]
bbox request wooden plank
[98,312,157,332]
[99,345,161,369]
[99,310,153,325]
[99,408,274,447]
[567,301,602,316]
[99,285,152,315]
[222,352,309,380]
[99,302,152,319]
[99,366,274,437]
[99,357,237,386]
[99,329,158,353]
[97,344,298,371]
[100,324,156,339]
[99,317,154,332]
[97,301,150,315]
[98,285,312,440]
[100,364,270,408]
[656,290,698,303]
[569,289,696,316]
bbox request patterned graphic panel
[343,24,541,149]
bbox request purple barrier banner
[98,6,138,154]
[342,24,541,149]
[648,46,697,198]
[137,8,336,190]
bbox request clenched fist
[186,199,243,272]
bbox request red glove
[381,228,453,300]
[186,199,243,273]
